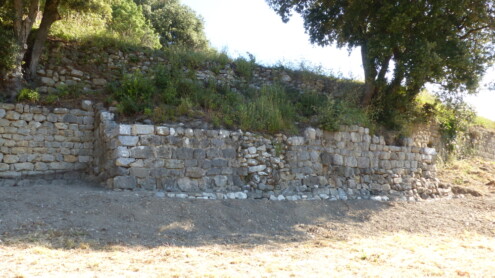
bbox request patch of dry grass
[2,231,494,277]
[437,157,495,195]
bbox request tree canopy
[134,0,208,49]
[0,0,208,98]
[266,0,495,106]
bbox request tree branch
[459,25,491,39]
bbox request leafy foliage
[109,0,160,48]
[266,0,495,106]
[238,85,296,133]
[134,0,208,49]
[0,26,18,76]
[317,96,371,132]
[16,88,39,103]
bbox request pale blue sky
[182,0,495,120]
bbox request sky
[181,0,495,121]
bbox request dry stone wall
[94,110,449,201]
[0,102,94,179]
[35,42,359,96]
[2,100,494,201]
[471,128,495,160]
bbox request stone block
[34,162,48,171]
[176,148,194,159]
[64,155,78,163]
[79,156,91,163]
[186,167,205,178]
[114,176,136,189]
[156,146,172,158]
[156,126,170,136]
[41,77,55,86]
[130,167,150,178]
[5,111,20,120]
[118,136,139,146]
[93,78,107,86]
[212,159,228,167]
[165,159,184,169]
[333,154,343,166]
[304,127,317,140]
[70,69,84,77]
[55,123,68,129]
[3,155,19,164]
[49,162,73,170]
[249,165,267,173]
[132,124,154,135]
[118,124,131,135]
[288,136,305,146]
[177,177,197,191]
[14,162,34,171]
[130,146,154,159]
[222,148,236,159]
[213,175,228,187]
[115,157,136,167]
[193,149,206,159]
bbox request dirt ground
[1,158,495,277]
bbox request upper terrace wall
[34,42,359,96]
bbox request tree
[266,0,495,106]
[0,0,158,99]
[0,0,105,98]
[134,0,208,49]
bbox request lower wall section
[0,102,94,178]
[96,112,450,201]
[3,101,494,201]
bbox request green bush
[109,72,156,115]
[238,85,296,133]
[436,101,475,154]
[234,53,256,80]
[317,96,371,131]
[16,88,40,103]
[0,27,18,76]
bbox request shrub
[0,27,18,76]
[238,85,296,133]
[317,96,371,131]
[234,53,256,80]
[109,72,155,115]
[16,88,40,103]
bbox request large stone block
[186,167,205,178]
[14,162,34,171]
[130,146,154,159]
[114,176,137,189]
[165,159,184,169]
[132,124,154,135]
[118,136,139,146]
[3,155,19,164]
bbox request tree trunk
[27,0,60,79]
[3,0,39,100]
[360,43,377,106]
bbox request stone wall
[95,110,448,201]
[0,102,94,179]
[2,100,494,201]
[470,128,495,160]
[35,42,360,96]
